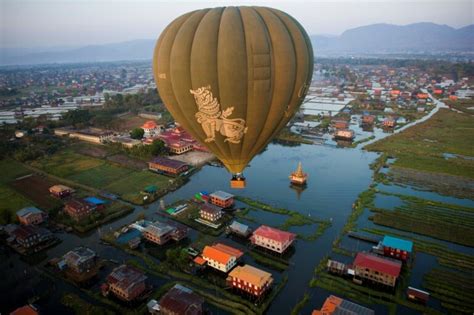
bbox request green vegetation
[29,148,174,205]
[351,135,375,148]
[248,250,289,271]
[164,201,231,236]
[368,191,474,247]
[445,98,474,115]
[0,130,65,162]
[61,293,114,315]
[365,109,474,179]
[235,196,331,241]
[130,127,144,139]
[106,139,168,160]
[290,293,310,315]
[276,127,313,144]
[332,187,375,250]
[0,159,34,224]
[423,268,474,313]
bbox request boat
[289,162,308,185]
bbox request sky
[1,0,473,49]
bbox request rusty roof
[228,264,273,287]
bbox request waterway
[2,106,473,314]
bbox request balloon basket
[230,177,246,189]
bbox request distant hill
[311,22,474,54]
[1,22,472,66]
[0,39,156,66]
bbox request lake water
[1,138,472,314]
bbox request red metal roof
[142,121,158,129]
[212,243,244,259]
[252,225,296,244]
[407,287,430,301]
[10,305,39,315]
[149,157,188,169]
[159,284,203,315]
[354,253,401,277]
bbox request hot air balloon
[153,6,313,188]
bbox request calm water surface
[2,140,472,314]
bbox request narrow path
[362,93,447,147]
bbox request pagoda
[289,162,308,186]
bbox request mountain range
[311,22,474,54]
[1,22,472,66]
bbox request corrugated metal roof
[16,206,43,217]
[252,225,296,243]
[354,252,402,277]
[229,221,250,234]
[84,197,106,205]
[149,157,188,169]
[228,264,273,287]
[382,235,413,252]
[210,190,234,200]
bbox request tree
[150,139,167,156]
[62,109,92,127]
[130,128,144,139]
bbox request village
[1,58,473,315]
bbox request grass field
[445,98,474,115]
[29,148,173,204]
[104,171,172,203]
[365,109,474,179]
[0,159,35,224]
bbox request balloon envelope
[153,6,313,174]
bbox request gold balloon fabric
[153,6,313,174]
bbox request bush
[130,127,144,139]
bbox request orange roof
[320,295,343,313]
[193,256,207,266]
[228,265,273,287]
[10,305,39,315]
[142,120,157,129]
[212,243,244,259]
[202,245,233,265]
[312,295,374,315]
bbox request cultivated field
[29,148,173,204]
[10,174,62,211]
[365,109,474,179]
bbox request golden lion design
[190,85,247,144]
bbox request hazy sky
[1,0,473,48]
